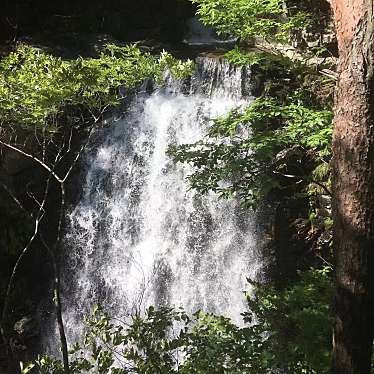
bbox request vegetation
[0,43,194,373]
[191,0,310,43]
[0,44,193,131]
[169,97,332,207]
[166,1,335,372]
[2,0,373,372]
[21,268,332,374]
[169,47,334,267]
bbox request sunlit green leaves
[245,267,333,373]
[28,267,332,373]
[190,0,310,43]
[0,44,194,131]
[169,97,332,208]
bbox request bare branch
[1,174,51,324]
[0,140,63,183]
[272,170,332,196]
[0,182,31,218]
[62,126,96,183]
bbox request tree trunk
[331,1,374,373]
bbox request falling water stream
[56,56,264,346]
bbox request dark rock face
[2,316,40,370]
[272,197,312,283]
[14,317,39,341]
[2,0,195,45]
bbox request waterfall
[58,56,263,346]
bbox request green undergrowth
[22,267,332,374]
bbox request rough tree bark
[330,0,374,373]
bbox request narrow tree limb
[1,175,51,325]
[62,126,95,183]
[39,226,69,374]
[0,112,103,373]
[272,170,332,196]
[0,141,63,183]
[0,182,31,217]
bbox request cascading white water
[59,56,263,345]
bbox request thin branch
[0,111,104,373]
[62,126,96,183]
[272,170,332,196]
[320,68,338,81]
[0,140,63,183]
[0,182,31,217]
[1,175,51,324]
[39,228,69,373]
[316,253,334,268]
[66,127,74,155]
[26,189,46,213]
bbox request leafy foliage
[225,47,298,72]
[0,44,194,131]
[225,47,335,106]
[169,97,332,208]
[180,312,268,373]
[190,0,310,43]
[25,307,190,374]
[244,267,333,373]
[23,268,332,374]
[0,44,194,358]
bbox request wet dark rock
[2,0,195,51]
[14,317,40,341]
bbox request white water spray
[59,56,262,345]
